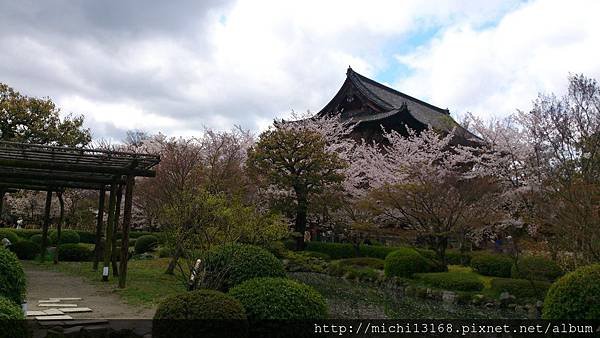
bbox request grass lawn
[447,264,494,289]
[26,258,185,308]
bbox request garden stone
[499,292,516,307]
[442,291,457,304]
[484,302,495,308]
[471,294,485,305]
[526,304,540,319]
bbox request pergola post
[102,184,117,281]
[93,187,106,271]
[118,175,135,288]
[111,184,123,277]
[53,192,65,264]
[40,190,52,262]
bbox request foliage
[414,272,484,291]
[12,229,41,239]
[384,248,436,278]
[202,244,286,291]
[334,257,384,270]
[49,229,80,244]
[0,228,19,244]
[263,241,291,259]
[229,277,327,320]
[470,252,513,277]
[0,296,28,338]
[445,249,472,265]
[76,231,96,244]
[0,248,27,304]
[57,244,92,261]
[9,240,40,260]
[29,234,42,246]
[134,235,159,254]
[305,242,355,259]
[490,278,550,300]
[153,289,248,338]
[542,264,600,319]
[0,82,91,146]
[359,245,402,259]
[329,258,384,282]
[511,256,563,282]
[283,251,329,273]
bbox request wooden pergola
[0,141,160,288]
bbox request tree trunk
[54,192,65,264]
[294,187,308,251]
[165,246,183,275]
[111,185,123,277]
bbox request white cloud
[394,0,600,118]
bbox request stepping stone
[43,309,65,315]
[38,299,61,303]
[54,297,82,301]
[38,303,78,307]
[26,310,46,316]
[60,307,92,313]
[36,315,73,321]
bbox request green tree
[0,83,91,146]
[246,123,346,250]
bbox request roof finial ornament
[346,65,353,75]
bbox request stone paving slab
[38,303,78,307]
[36,315,73,321]
[26,311,47,316]
[60,307,92,313]
[42,309,65,315]
[38,299,60,303]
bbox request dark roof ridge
[347,67,450,115]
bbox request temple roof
[318,67,480,143]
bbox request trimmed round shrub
[384,248,433,278]
[0,248,27,304]
[305,242,355,259]
[0,229,19,245]
[30,234,43,246]
[9,240,40,260]
[153,289,248,338]
[445,249,472,265]
[414,272,484,291]
[57,243,92,261]
[229,277,327,320]
[470,252,513,277]
[511,256,563,282]
[134,235,159,254]
[359,245,401,259]
[542,264,600,319]
[336,257,384,270]
[490,278,550,300]
[13,229,41,239]
[203,244,286,291]
[0,296,28,338]
[49,229,80,245]
[76,230,96,244]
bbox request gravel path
[23,263,155,319]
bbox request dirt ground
[23,264,155,319]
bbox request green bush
[49,229,80,244]
[0,248,27,304]
[284,251,328,273]
[153,289,248,338]
[305,242,355,259]
[336,257,384,270]
[29,234,43,246]
[542,264,600,319]
[470,252,513,277]
[0,296,28,338]
[203,244,286,291]
[76,230,96,244]
[283,239,296,251]
[384,248,435,278]
[359,245,401,259]
[0,229,19,244]
[9,240,40,260]
[445,249,472,265]
[57,244,92,261]
[229,277,327,321]
[328,259,382,281]
[511,256,563,282]
[490,278,550,300]
[12,229,41,239]
[414,272,484,291]
[263,241,289,259]
[158,246,173,258]
[134,235,159,254]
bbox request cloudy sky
[1,0,599,141]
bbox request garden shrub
[283,239,296,251]
[284,251,328,273]
[29,234,43,246]
[158,246,174,258]
[490,278,550,300]
[305,241,355,259]
[328,259,383,281]
[0,229,19,244]
[12,229,41,239]
[76,231,96,244]
[229,277,327,321]
[359,245,401,259]
[414,272,484,291]
[470,252,513,277]
[203,244,286,291]
[49,229,80,244]
[445,249,472,265]
[0,296,28,338]
[336,257,384,270]
[9,240,40,260]
[542,264,600,319]
[0,248,27,304]
[263,241,289,259]
[384,248,434,278]
[511,256,563,282]
[301,251,331,261]
[153,289,248,338]
[134,235,159,254]
[57,243,92,261]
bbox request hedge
[57,244,92,261]
[305,242,355,259]
[9,240,40,260]
[0,248,27,304]
[12,229,41,239]
[153,289,248,338]
[30,234,43,246]
[335,257,384,270]
[542,264,600,319]
[0,296,28,338]
[359,245,401,259]
[0,228,19,244]
[134,235,159,254]
[49,229,80,244]
[284,251,328,273]
[490,278,550,300]
[384,248,437,278]
[470,252,513,277]
[414,272,484,291]
[445,249,472,265]
[511,256,563,282]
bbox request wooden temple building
[317,67,480,145]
